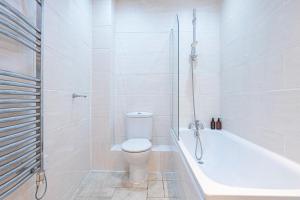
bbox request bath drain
[198,161,204,164]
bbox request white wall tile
[115,74,171,95]
[93,26,113,49]
[93,49,113,73]
[114,0,221,142]
[221,0,300,164]
[93,0,113,26]
[91,0,116,172]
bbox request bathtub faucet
[188,120,204,132]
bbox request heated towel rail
[0,0,44,199]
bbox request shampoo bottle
[216,118,222,130]
[211,118,215,129]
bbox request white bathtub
[175,128,300,200]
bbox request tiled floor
[72,171,179,200]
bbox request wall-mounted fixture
[72,93,87,99]
[0,0,47,199]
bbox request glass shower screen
[170,16,179,140]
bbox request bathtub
[174,128,300,200]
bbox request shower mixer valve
[188,120,205,131]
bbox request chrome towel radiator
[0,0,45,199]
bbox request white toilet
[121,112,153,184]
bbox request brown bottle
[216,118,222,130]
[210,118,216,129]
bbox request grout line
[110,187,116,200]
[146,185,149,198]
[74,172,168,200]
[162,179,166,198]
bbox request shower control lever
[188,120,204,131]
[195,120,204,130]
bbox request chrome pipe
[0,120,40,132]
[0,149,40,172]
[0,29,40,52]
[0,99,40,104]
[0,8,41,40]
[0,0,41,33]
[0,154,40,182]
[0,106,40,114]
[0,80,40,88]
[0,113,40,123]
[0,133,39,152]
[190,8,197,62]
[192,8,196,46]
[0,69,40,82]
[0,18,41,46]
[0,127,40,142]
[0,89,40,95]
[0,162,39,194]
[0,172,36,199]
[0,141,40,163]
[37,0,45,175]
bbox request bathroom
[0,0,300,199]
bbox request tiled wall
[178,0,221,128]
[113,0,221,144]
[91,0,183,172]
[4,0,93,199]
[221,0,300,164]
[91,0,125,171]
[90,0,221,172]
[91,0,173,173]
[113,0,172,145]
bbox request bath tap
[196,120,205,130]
[188,120,204,131]
[188,122,194,129]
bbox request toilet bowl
[121,112,153,184]
[122,138,152,183]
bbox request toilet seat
[122,139,152,153]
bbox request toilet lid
[122,139,152,153]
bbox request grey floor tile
[164,181,178,198]
[76,184,97,197]
[91,186,115,197]
[74,171,178,200]
[74,197,111,200]
[162,172,177,181]
[147,181,164,198]
[74,173,115,199]
[147,198,178,200]
[121,179,148,189]
[105,172,129,188]
[148,172,163,181]
[112,188,147,200]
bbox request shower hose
[191,60,204,162]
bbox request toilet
[121,112,153,184]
